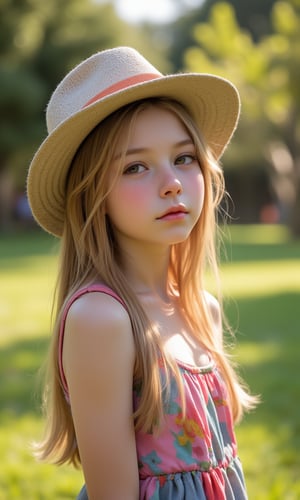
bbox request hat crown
[46,47,162,133]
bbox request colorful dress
[59,285,247,500]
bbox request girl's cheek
[188,172,204,196]
[119,185,149,206]
[192,175,205,213]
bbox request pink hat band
[83,73,160,108]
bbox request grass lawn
[0,225,299,499]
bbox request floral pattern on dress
[134,361,248,500]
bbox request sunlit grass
[222,259,300,297]
[221,225,300,499]
[224,223,290,244]
[1,414,83,499]
[0,231,84,499]
[0,226,300,499]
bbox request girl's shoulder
[64,286,133,352]
[203,290,223,346]
[61,283,131,345]
[64,284,132,346]
[203,290,221,319]
[65,284,128,321]
[59,284,135,398]
[63,283,128,317]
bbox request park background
[1,0,300,498]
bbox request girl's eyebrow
[123,139,195,158]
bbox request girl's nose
[159,168,183,198]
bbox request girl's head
[64,97,223,285]
[27,46,240,238]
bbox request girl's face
[105,105,205,251]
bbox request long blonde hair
[35,97,256,467]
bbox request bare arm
[63,292,139,500]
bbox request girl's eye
[175,154,196,165]
[123,163,146,175]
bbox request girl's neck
[118,242,171,301]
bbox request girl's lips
[157,206,188,220]
[159,211,188,221]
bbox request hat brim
[27,73,240,237]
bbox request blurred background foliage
[1,0,300,237]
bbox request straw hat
[27,46,240,237]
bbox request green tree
[266,0,300,236]
[184,1,300,236]
[163,0,277,71]
[202,0,276,40]
[0,0,157,228]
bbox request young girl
[27,47,256,499]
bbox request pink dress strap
[58,284,127,400]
